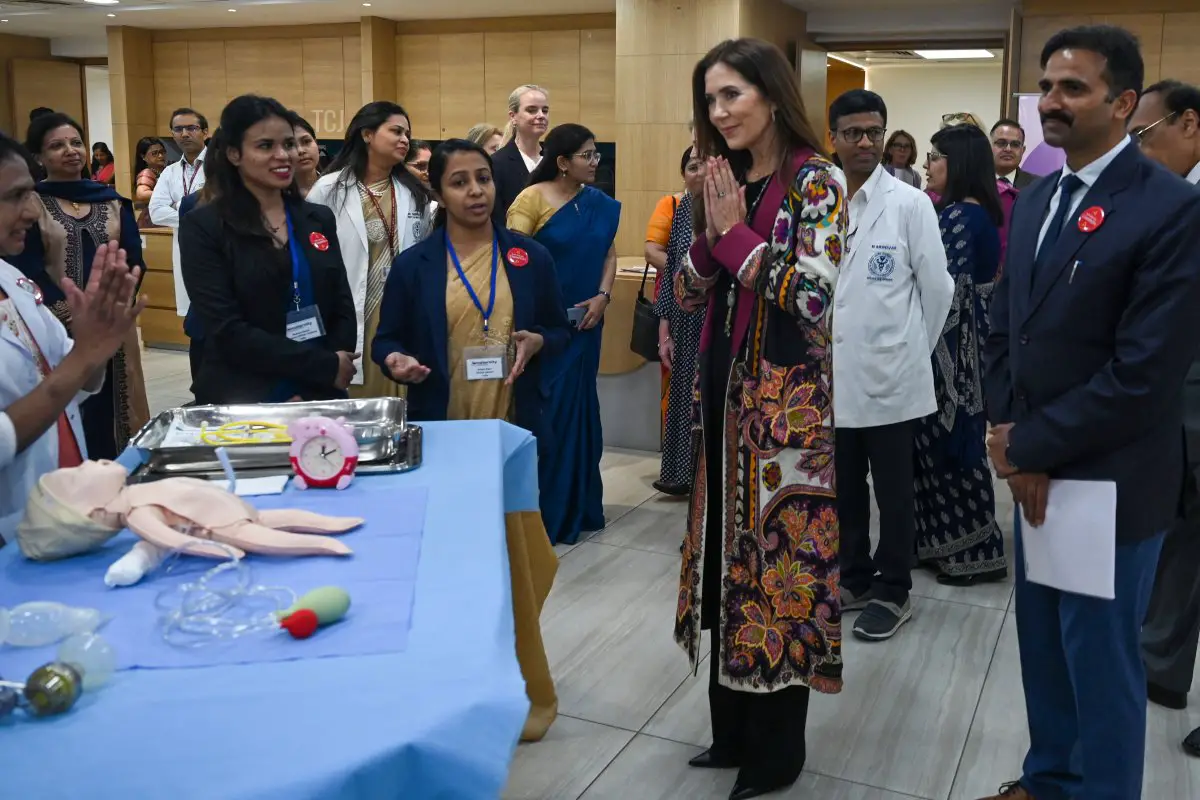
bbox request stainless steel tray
[128,425,423,483]
[128,398,417,474]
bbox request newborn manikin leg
[207,522,353,557]
[256,509,363,534]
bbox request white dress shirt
[1037,136,1131,251]
[519,149,541,173]
[1186,160,1200,186]
[148,148,207,316]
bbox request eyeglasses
[992,138,1024,150]
[1131,112,1177,145]
[573,150,602,164]
[837,127,886,144]
[172,125,203,134]
[926,150,946,162]
[890,142,913,150]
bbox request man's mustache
[1041,110,1074,127]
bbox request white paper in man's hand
[1021,479,1117,599]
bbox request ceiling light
[228,7,236,10]
[363,2,371,5]
[107,12,116,16]
[84,0,120,5]
[827,53,867,70]
[914,49,994,60]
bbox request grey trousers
[1141,514,1200,695]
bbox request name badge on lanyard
[447,232,505,381]
[284,208,327,343]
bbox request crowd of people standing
[2,20,1200,800]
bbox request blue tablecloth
[0,420,534,800]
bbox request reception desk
[597,256,662,453]
[138,227,187,349]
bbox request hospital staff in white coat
[306,102,433,396]
[0,132,146,541]
[827,90,953,642]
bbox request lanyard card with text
[284,208,327,343]
[448,232,504,380]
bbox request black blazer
[983,142,1200,542]
[491,138,534,228]
[1001,168,1037,190]
[371,225,570,437]
[179,199,358,405]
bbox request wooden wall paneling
[1025,0,1195,13]
[1018,15,1088,92]
[1095,14,1163,83]
[438,34,485,139]
[224,40,304,112]
[186,41,227,132]
[302,38,347,137]
[395,14,615,36]
[108,27,155,200]
[826,62,865,118]
[0,33,52,135]
[614,189,662,257]
[152,24,360,43]
[580,28,617,141]
[484,32,532,126]
[152,41,190,131]
[342,36,362,129]
[533,31,581,131]
[362,17,397,104]
[10,59,84,128]
[395,34,441,140]
[614,122,692,193]
[1160,13,1200,85]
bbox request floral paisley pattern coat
[674,149,848,694]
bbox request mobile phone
[567,307,586,328]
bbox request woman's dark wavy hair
[429,138,494,229]
[206,95,300,241]
[882,129,917,167]
[325,101,431,212]
[0,129,37,178]
[930,123,1004,228]
[133,136,162,176]
[527,123,595,186]
[690,38,824,233]
[90,141,114,176]
[25,111,91,179]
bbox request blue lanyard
[285,207,306,311]
[446,232,499,334]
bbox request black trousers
[708,632,810,786]
[1141,511,1200,696]
[836,420,915,605]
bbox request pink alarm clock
[286,416,359,490]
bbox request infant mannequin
[18,461,362,584]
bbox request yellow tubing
[198,421,293,446]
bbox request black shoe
[1148,681,1188,710]
[729,776,795,799]
[1184,726,1200,757]
[653,480,690,496]
[852,598,912,641]
[688,748,738,769]
[936,568,1008,587]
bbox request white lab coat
[147,148,207,317]
[306,170,432,384]
[0,260,94,541]
[832,166,953,429]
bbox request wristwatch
[598,289,612,301]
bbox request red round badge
[1077,206,1105,233]
[507,247,529,268]
[309,232,330,252]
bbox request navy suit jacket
[490,138,533,228]
[983,141,1200,543]
[371,225,570,437]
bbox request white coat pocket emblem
[867,251,895,282]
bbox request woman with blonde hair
[491,84,549,225]
[466,123,503,155]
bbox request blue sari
[531,186,621,545]
[8,180,148,460]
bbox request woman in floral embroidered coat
[673,39,848,800]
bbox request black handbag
[630,261,661,362]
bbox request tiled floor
[141,348,1200,800]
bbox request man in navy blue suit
[981,25,1200,800]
